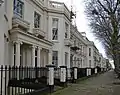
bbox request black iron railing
[54,68,60,79]
[0,65,48,95]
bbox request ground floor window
[13,44,22,66]
[77,58,79,67]
[89,60,91,67]
[52,51,58,67]
[35,50,37,67]
[65,52,68,66]
[74,57,76,67]
[70,55,73,68]
[80,59,82,68]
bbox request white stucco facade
[0,0,107,70]
[0,0,54,67]
[70,26,87,68]
[0,0,71,68]
[47,1,71,68]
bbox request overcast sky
[53,0,106,58]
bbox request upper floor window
[34,12,41,28]
[14,0,24,18]
[65,23,69,38]
[70,34,73,39]
[52,18,58,40]
[83,47,85,52]
[65,52,68,66]
[89,48,91,56]
[74,40,78,46]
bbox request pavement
[51,70,120,95]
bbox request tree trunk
[114,54,120,78]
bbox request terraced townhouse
[0,0,72,69]
[0,0,109,95]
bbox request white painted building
[70,26,87,69]
[47,1,71,68]
[84,39,95,68]
[0,0,55,67]
[0,0,107,70]
[0,1,110,95]
[0,0,72,69]
[84,37,102,69]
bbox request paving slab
[51,70,120,95]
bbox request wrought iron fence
[0,65,94,95]
[54,68,60,79]
[0,65,48,95]
[91,68,95,75]
[77,68,87,78]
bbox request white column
[32,45,36,67]
[15,41,21,66]
[48,49,52,65]
[37,47,41,67]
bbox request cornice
[30,0,71,21]
[10,28,54,46]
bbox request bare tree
[85,0,120,74]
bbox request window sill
[52,40,59,43]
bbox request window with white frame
[81,59,82,68]
[35,50,37,67]
[89,60,91,67]
[65,23,69,38]
[14,0,24,18]
[83,59,85,67]
[34,12,41,28]
[74,57,76,67]
[77,58,79,67]
[65,52,68,66]
[74,40,76,46]
[89,48,91,56]
[13,44,22,66]
[20,47,22,66]
[70,54,73,68]
[52,51,58,66]
[83,47,85,53]
[70,35,72,39]
[52,18,58,40]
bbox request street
[52,71,120,95]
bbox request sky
[53,0,107,58]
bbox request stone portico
[9,17,53,67]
